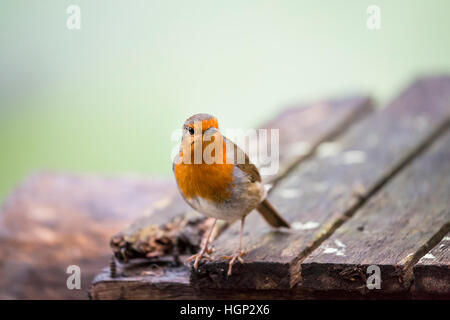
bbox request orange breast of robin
[174,140,234,203]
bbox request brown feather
[233,143,261,183]
[257,199,290,228]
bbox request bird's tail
[256,199,290,228]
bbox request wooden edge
[90,260,413,300]
[413,233,450,297]
[300,263,405,294]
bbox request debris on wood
[110,213,212,262]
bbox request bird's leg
[187,218,217,270]
[222,216,246,276]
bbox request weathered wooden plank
[109,190,203,262]
[301,132,450,294]
[90,95,372,298]
[0,172,173,299]
[262,95,371,185]
[191,76,450,290]
[91,259,304,300]
[413,233,450,297]
[91,259,412,299]
[110,95,372,263]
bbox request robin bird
[173,113,290,276]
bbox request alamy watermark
[66,5,81,30]
[366,5,381,30]
[171,121,280,176]
[366,265,381,289]
[66,265,81,290]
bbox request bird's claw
[187,247,214,270]
[222,250,246,276]
[205,246,214,255]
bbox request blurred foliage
[1,0,450,201]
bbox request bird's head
[180,113,224,164]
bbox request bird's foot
[222,250,246,276]
[187,247,214,270]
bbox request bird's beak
[203,127,219,139]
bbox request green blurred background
[1,0,450,202]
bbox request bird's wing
[224,136,261,183]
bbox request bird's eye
[188,127,195,135]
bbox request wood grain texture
[0,172,173,299]
[301,132,450,294]
[91,259,412,300]
[413,233,450,297]
[191,76,450,290]
[110,191,202,262]
[261,95,372,184]
[92,264,306,300]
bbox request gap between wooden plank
[297,118,449,278]
[300,129,450,293]
[413,232,450,296]
[191,76,450,290]
[406,224,450,283]
[268,97,372,188]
